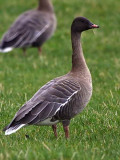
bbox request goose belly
[72,85,92,116]
[36,118,59,126]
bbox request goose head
[71,17,99,33]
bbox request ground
[0,0,120,159]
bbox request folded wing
[4,77,81,135]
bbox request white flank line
[55,90,78,113]
[31,24,50,43]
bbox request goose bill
[91,24,99,28]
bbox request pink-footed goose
[3,17,99,138]
[0,0,56,55]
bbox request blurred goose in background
[0,0,56,55]
[3,17,99,138]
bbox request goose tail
[0,47,13,53]
[3,124,26,135]
[0,41,13,53]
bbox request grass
[0,0,120,159]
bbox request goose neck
[38,0,54,13]
[71,31,87,73]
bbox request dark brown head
[71,17,99,33]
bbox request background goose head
[71,17,99,33]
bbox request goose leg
[63,125,69,139]
[38,47,42,55]
[52,125,57,138]
[62,120,70,139]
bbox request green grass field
[0,0,120,159]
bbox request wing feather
[15,101,48,121]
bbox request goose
[0,0,56,55]
[3,17,99,138]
